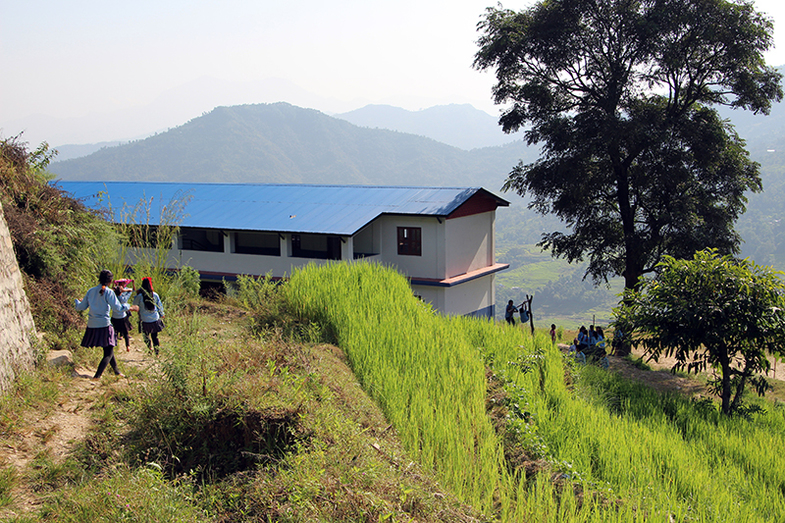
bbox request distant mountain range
[334,104,519,150]
[45,95,785,322]
[51,103,518,161]
[49,103,537,192]
[48,96,785,266]
[53,141,123,161]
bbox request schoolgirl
[111,281,134,351]
[75,269,138,379]
[133,277,165,355]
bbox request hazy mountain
[335,104,520,150]
[7,76,368,148]
[53,141,123,161]
[49,102,536,192]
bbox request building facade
[59,182,509,318]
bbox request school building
[57,182,509,318]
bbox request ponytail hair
[99,269,113,295]
[138,277,155,311]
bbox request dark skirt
[111,315,132,337]
[141,319,165,334]
[81,326,116,348]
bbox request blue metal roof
[55,182,509,236]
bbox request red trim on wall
[447,191,507,220]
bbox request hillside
[7,276,777,521]
[0,298,486,521]
[49,103,536,191]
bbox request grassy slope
[0,298,482,522]
[285,262,785,523]
[1,264,784,522]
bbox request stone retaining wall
[0,200,35,392]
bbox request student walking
[111,280,134,351]
[75,269,138,379]
[133,277,165,355]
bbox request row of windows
[171,226,423,258]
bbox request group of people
[569,325,608,367]
[75,270,166,379]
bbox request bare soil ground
[0,334,156,518]
[607,350,708,398]
[606,346,785,402]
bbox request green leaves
[475,0,783,290]
[617,248,785,414]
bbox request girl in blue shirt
[133,277,165,355]
[75,269,138,379]
[111,281,134,352]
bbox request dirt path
[599,346,785,401]
[606,352,708,398]
[0,335,156,517]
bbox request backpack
[520,308,529,323]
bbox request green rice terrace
[1,261,784,522]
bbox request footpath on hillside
[0,333,157,518]
[570,344,785,402]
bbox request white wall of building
[443,274,495,317]
[445,213,494,278]
[376,214,443,280]
[128,209,500,317]
[412,274,496,318]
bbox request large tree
[616,249,785,415]
[474,0,783,291]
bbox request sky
[2,0,784,146]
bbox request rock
[46,350,74,368]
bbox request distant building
[58,182,509,318]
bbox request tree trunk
[730,359,753,412]
[623,269,642,294]
[718,347,732,415]
[614,159,642,294]
[730,373,747,413]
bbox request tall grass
[283,261,785,522]
[87,189,192,304]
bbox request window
[234,231,280,256]
[179,227,224,252]
[291,233,342,260]
[397,227,421,256]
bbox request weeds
[37,465,209,522]
[0,369,63,435]
[0,467,17,508]
[26,451,85,493]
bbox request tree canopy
[616,249,785,415]
[474,0,783,290]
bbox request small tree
[616,249,785,415]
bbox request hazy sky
[2,0,784,146]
